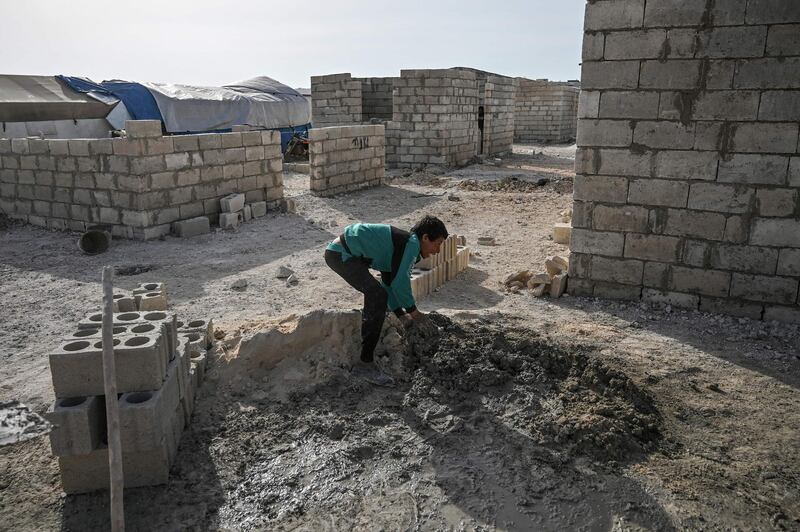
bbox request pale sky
[1,1,585,89]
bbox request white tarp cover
[143,76,311,133]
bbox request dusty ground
[1,144,799,531]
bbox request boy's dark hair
[411,215,448,241]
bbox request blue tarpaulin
[57,76,163,121]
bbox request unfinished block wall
[359,77,395,121]
[386,69,479,168]
[309,125,385,196]
[514,79,580,143]
[570,0,800,323]
[0,121,284,239]
[482,74,517,156]
[310,74,362,127]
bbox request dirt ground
[1,144,799,531]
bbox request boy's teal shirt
[327,223,420,312]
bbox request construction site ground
[1,145,799,531]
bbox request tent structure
[1,74,312,150]
[0,75,118,138]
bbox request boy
[324,215,448,385]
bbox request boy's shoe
[351,362,395,387]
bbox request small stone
[545,256,569,278]
[447,194,461,202]
[504,270,531,286]
[477,237,496,246]
[276,266,294,279]
[286,274,299,285]
[531,284,547,297]
[535,177,549,186]
[230,279,248,291]
[553,223,571,244]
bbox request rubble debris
[0,401,52,447]
[503,255,570,298]
[276,266,294,279]
[286,274,299,286]
[477,236,496,246]
[230,279,248,291]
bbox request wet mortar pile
[59,310,671,530]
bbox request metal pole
[102,266,125,532]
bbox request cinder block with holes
[45,395,105,456]
[138,291,168,311]
[190,351,206,383]
[112,294,136,313]
[179,318,214,347]
[118,356,180,452]
[49,333,167,397]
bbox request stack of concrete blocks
[45,287,214,493]
[358,77,395,122]
[385,69,480,169]
[111,281,168,312]
[514,79,580,143]
[217,191,268,229]
[570,0,800,324]
[310,74,363,127]
[0,120,284,240]
[308,125,385,196]
[410,235,471,299]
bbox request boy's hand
[409,309,425,320]
[399,314,414,329]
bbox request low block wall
[0,122,284,239]
[310,73,362,128]
[309,125,385,196]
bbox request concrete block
[746,0,800,24]
[220,193,245,213]
[113,294,137,313]
[180,318,214,347]
[49,333,167,398]
[763,305,800,324]
[45,395,104,456]
[549,273,568,298]
[219,211,242,229]
[553,223,571,244]
[590,256,644,285]
[190,351,207,383]
[577,119,632,147]
[629,179,688,207]
[243,204,253,222]
[592,205,649,232]
[718,154,789,185]
[625,234,681,262]
[664,208,726,240]
[599,91,660,119]
[58,443,171,494]
[251,201,267,218]
[584,0,645,31]
[138,291,168,311]
[735,57,800,89]
[571,228,625,257]
[777,249,800,277]
[699,297,764,320]
[118,357,181,452]
[173,216,211,237]
[697,26,767,58]
[581,61,640,90]
[573,175,629,203]
[732,123,799,154]
[642,288,699,310]
[669,266,731,297]
[126,120,163,139]
[688,183,754,214]
[757,188,797,217]
[766,24,800,57]
[751,218,800,247]
[730,274,799,304]
[133,282,166,297]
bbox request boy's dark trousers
[324,249,388,363]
